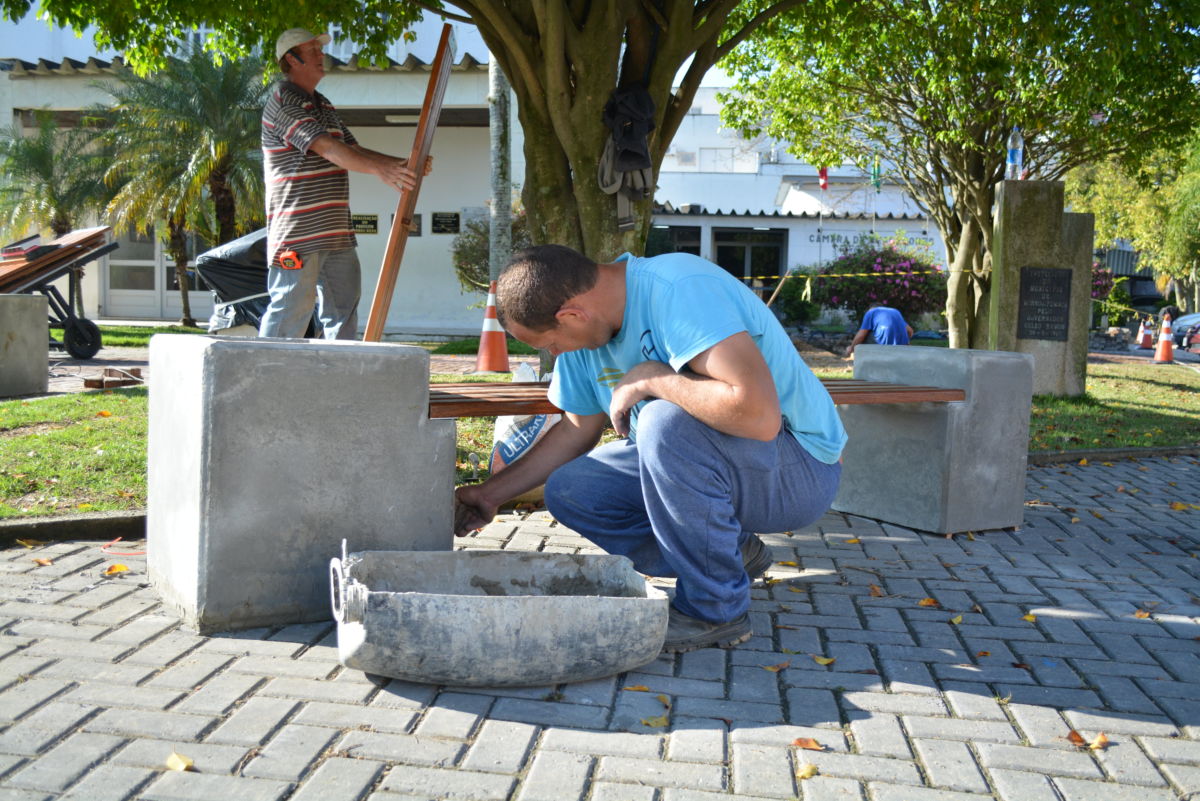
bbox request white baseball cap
[275,28,331,60]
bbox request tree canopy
[1067,132,1200,313]
[1,0,805,259]
[720,0,1200,346]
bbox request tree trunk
[209,162,237,245]
[946,219,980,348]
[167,218,197,328]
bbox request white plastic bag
[488,363,561,473]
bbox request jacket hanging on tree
[598,86,656,231]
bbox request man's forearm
[472,414,605,508]
[308,135,416,190]
[640,370,780,441]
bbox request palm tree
[0,110,111,241]
[99,44,267,326]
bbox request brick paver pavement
[0,455,1197,800]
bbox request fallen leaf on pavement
[868,584,885,597]
[32,558,52,567]
[14,539,42,549]
[622,685,650,692]
[640,715,669,728]
[1134,610,1151,619]
[793,737,824,751]
[1067,730,1087,747]
[918,598,939,607]
[762,661,791,673]
[796,764,819,780]
[977,651,991,657]
[103,564,129,576]
[656,694,670,706]
[776,561,798,567]
[845,538,861,544]
[812,655,836,666]
[165,751,195,772]
[1089,732,1110,750]
[1021,613,1037,622]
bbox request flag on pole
[818,167,828,190]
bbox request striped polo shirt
[262,81,358,266]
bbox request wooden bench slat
[428,379,964,418]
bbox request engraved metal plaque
[1017,266,1071,341]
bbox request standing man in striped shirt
[260,28,428,339]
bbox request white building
[1,14,942,335]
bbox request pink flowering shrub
[813,236,947,320]
[1091,263,1114,300]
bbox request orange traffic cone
[1136,317,1153,349]
[475,280,510,373]
[1153,313,1174,364]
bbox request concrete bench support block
[0,295,48,398]
[832,345,1033,534]
[147,335,455,633]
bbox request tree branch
[712,0,807,61]
[414,0,473,23]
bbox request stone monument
[988,180,1093,396]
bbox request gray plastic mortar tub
[329,549,669,686]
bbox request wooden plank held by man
[363,23,456,341]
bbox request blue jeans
[545,399,841,624]
[259,248,361,340]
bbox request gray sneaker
[741,533,772,581]
[661,607,752,653]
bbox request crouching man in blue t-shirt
[844,304,914,357]
[454,245,847,653]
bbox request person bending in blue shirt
[844,304,914,357]
[454,245,847,653]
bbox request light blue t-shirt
[548,252,847,464]
[860,306,911,345]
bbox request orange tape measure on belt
[278,250,303,270]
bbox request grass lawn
[430,337,539,356]
[97,324,207,348]
[1030,361,1200,452]
[2,360,1197,519]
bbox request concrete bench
[832,345,1033,535]
[431,344,1032,536]
[147,336,1028,634]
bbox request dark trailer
[193,228,318,337]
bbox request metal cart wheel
[63,318,102,359]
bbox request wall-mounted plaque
[431,212,460,234]
[1017,266,1072,342]
[350,214,378,234]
